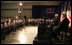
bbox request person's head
[63,14,67,18]
[55,13,59,18]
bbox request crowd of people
[1,16,55,40]
[27,18,53,25]
[1,17,25,40]
[1,13,71,43]
[1,17,25,29]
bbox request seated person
[7,18,11,24]
[4,21,8,28]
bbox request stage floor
[1,26,38,44]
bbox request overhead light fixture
[19,2,23,6]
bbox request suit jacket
[59,17,69,31]
[53,17,60,26]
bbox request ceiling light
[19,2,23,6]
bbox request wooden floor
[1,26,38,44]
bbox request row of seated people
[27,18,53,25]
[1,17,25,40]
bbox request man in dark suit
[53,13,60,26]
[52,13,60,40]
[59,14,69,40]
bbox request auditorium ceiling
[1,1,62,9]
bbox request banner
[60,3,64,22]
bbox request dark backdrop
[32,5,58,19]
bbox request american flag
[60,4,64,22]
[67,1,71,26]
[60,1,67,22]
